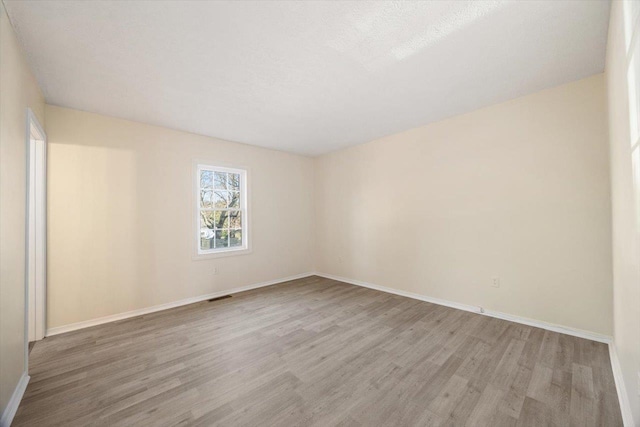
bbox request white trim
[26,108,45,144]
[317,272,480,313]
[609,343,636,427]
[479,309,611,344]
[0,372,30,427]
[46,273,314,336]
[314,272,613,344]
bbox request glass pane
[200,235,214,250]
[200,170,213,189]
[229,211,242,228]
[200,211,215,230]
[214,172,227,190]
[215,229,229,248]
[200,211,215,250]
[214,191,228,208]
[200,190,213,208]
[229,229,242,247]
[228,211,242,228]
[228,191,240,208]
[213,210,229,229]
[228,173,240,191]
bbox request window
[197,164,248,255]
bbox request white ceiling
[5,0,611,156]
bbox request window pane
[229,229,242,247]
[214,191,228,208]
[228,191,241,208]
[200,170,213,189]
[200,234,214,250]
[200,190,213,208]
[229,211,242,228]
[215,229,229,248]
[214,172,227,189]
[200,211,215,230]
[213,210,229,229]
[200,212,215,250]
[228,173,240,191]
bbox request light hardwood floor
[14,276,622,426]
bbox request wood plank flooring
[13,276,622,426]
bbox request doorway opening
[26,109,47,347]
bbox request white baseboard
[479,309,612,345]
[609,343,636,427]
[0,371,29,427]
[314,272,612,344]
[46,272,315,336]
[317,272,481,313]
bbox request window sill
[193,247,252,261]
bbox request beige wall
[606,1,640,423]
[315,74,612,336]
[45,105,314,329]
[0,1,45,417]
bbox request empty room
[1,0,639,426]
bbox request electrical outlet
[213,267,219,275]
[491,277,500,288]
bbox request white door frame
[25,108,47,351]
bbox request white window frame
[195,163,249,258]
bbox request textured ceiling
[5,0,611,156]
